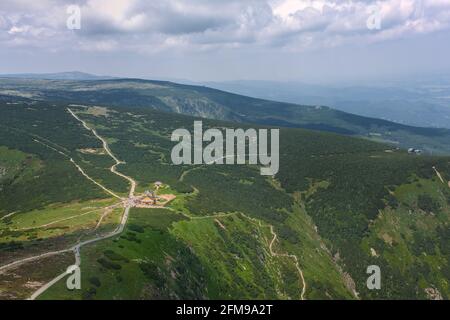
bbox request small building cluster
[139,190,159,206]
[408,148,422,155]
[129,182,169,208]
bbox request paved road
[25,109,138,300]
[28,205,131,300]
[3,107,307,301]
[0,248,73,274]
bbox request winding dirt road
[12,204,122,232]
[239,212,307,300]
[70,158,123,200]
[268,225,307,300]
[67,109,136,198]
[15,108,137,300]
[178,170,308,300]
[2,107,307,301]
[433,166,450,189]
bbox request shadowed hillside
[1,78,450,155]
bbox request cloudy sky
[0,0,449,82]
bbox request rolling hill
[203,79,450,129]
[0,95,449,300]
[1,77,450,155]
[0,72,115,81]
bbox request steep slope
[61,104,450,299]
[0,100,352,299]
[0,98,449,299]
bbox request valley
[0,91,449,300]
[2,78,450,155]
[1,0,450,306]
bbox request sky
[0,0,450,83]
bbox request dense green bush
[417,194,440,213]
[97,257,122,270]
[89,277,101,288]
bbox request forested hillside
[0,98,449,300]
[2,78,450,154]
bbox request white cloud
[1,0,450,53]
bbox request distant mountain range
[0,71,115,81]
[1,74,450,154]
[1,74,450,300]
[3,72,449,130]
[204,80,450,130]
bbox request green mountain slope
[0,98,449,300]
[1,78,450,154]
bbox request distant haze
[204,78,450,129]
[0,1,450,83]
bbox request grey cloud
[1,0,450,53]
